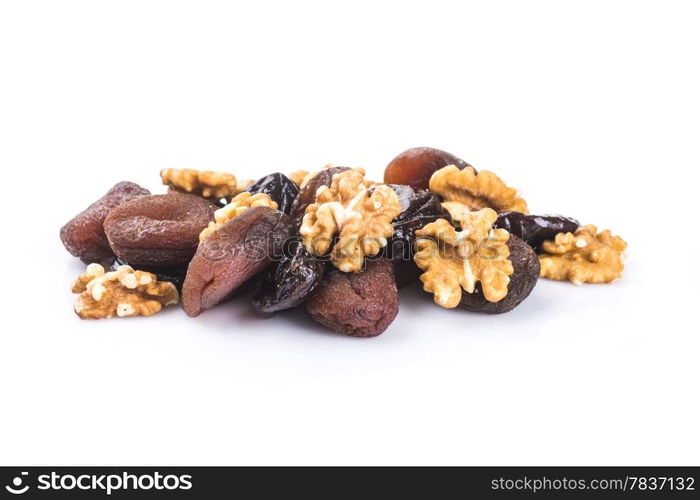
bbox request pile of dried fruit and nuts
[61,147,627,336]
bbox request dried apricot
[384,147,471,190]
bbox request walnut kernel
[72,264,179,319]
[539,225,627,285]
[299,168,401,272]
[429,165,528,213]
[199,191,279,241]
[160,168,249,200]
[414,208,513,308]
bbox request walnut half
[539,225,627,285]
[72,264,179,319]
[160,168,251,200]
[414,208,514,308]
[299,168,402,272]
[429,165,528,213]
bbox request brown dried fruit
[182,206,293,317]
[539,225,627,284]
[384,147,471,190]
[199,191,278,241]
[430,165,528,213]
[104,193,216,269]
[306,259,399,337]
[289,166,350,226]
[459,234,540,314]
[60,181,150,263]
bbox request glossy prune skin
[385,185,450,287]
[182,207,293,317]
[384,147,472,191]
[60,181,150,263]
[289,166,350,226]
[306,258,399,337]
[459,235,539,314]
[104,193,216,269]
[252,240,325,316]
[110,257,187,291]
[494,212,579,253]
[245,172,299,215]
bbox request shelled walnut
[289,170,310,186]
[414,209,513,308]
[430,165,528,213]
[160,168,251,200]
[199,191,278,241]
[299,168,402,272]
[539,225,627,284]
[72,264,179,319]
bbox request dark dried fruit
[104,193,216,269]
[384,147,472,190]
[385,185,450,287]
[252,240,325,316]
[245,173,299,215]
[60,181,150,263]
[182,206,293,317]
[459,234,539,314]
[110,257,188,291]
[289,166,350,226]
[494,212,580,253]
[306,259,399,337]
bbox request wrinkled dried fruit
[384,147,471,190]
[104,193,216,268]
[289,166,350,226]
[245,172,299,215]
[385,185,450,287]
[60,181,150,263]
[182,206,293,317]
[459,234,540,314]
[494,212,579,252]
[110,257,188,291]
[252,241,325,316]
[306,258,399,337]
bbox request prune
[459,235,539,314]
[289,166,350,226]
[60,181,150,263]
[245,172,299,215]
[104,193,216,269]
[494,212,579,253]
[110,257,188,291]
[252,240,325,316]
[306,259,399,337]
[384,147,472,190]
[182,206,293,317]
[385,185,450,287]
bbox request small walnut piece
[299,168,402,272]
[72,264,179,319]
[429,165,528,213]
[289,170,310,186]
[414,208,513,308]
[160,168,247,200]
[539,225,627,285]
[199,191,278,241]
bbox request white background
[1,1,698,465]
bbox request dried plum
[384,147,472,190]
[110,257,188,291]
[104,193,216,268]
[306,258,399,337]
[289,166,350,226]
[245,172,299,215]
[60,181,150,263]
[252,240,325,316]
[182,206,293,317]
[459,234,539,314]
[494,212,579,252]
[385,185,450,287]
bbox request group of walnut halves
[60,147,627,336]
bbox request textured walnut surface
[199,191,278,241]
[160,168,249,200]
